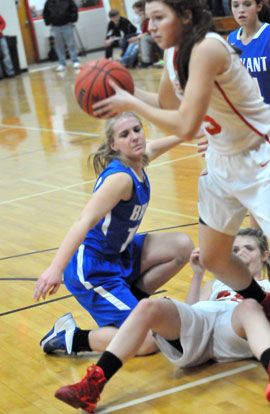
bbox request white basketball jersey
[166,47,184,100]
[203,33,270,155]
[209,279,270,303]
[166,34,270,155]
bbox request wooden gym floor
[0,51,268,414]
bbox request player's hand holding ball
[74,58,134,118]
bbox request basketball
[74,59,134,117]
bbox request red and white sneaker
[261,293,270,320]
[55,365,107,412]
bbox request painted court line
[148,206,198,220]
[0,179,97,205]
[97,363,257,413]
[150,152,201,168]
[1,152,201,206]
[0,123,100,138]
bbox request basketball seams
[108,69,134,93]
[74,59,134,117]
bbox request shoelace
[73,369,102,402]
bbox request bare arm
[93,38,230,139]
[132,51,180,109]
[146,134,183,161]
[199,280,215,301]
[185,248,205,305]
[33,173,133,301]
[185,248,215,304]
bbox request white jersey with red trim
[208,278,270,303]
[203,33,270,155]
[166,47,184,100]
[166,47,205,138]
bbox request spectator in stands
[131,1,144,32]
[138,17,164,68]
[0,15,15,79]
[43,0,82,72]
[104,9,137,59]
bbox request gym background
[3,0,137,71]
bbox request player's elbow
[180,122,203,141]
[180,127,199,141]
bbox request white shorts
[154,298,253,368]
[198,140,270,236]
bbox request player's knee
[134,298,160,323]
[199,253,215,271]
[174,233,194,265]
[199,250,222,273]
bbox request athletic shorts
[154,298,253,368]
[198,140,270,236]
[64,233,147,328]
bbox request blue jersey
[228,23,270,104]
[84,158,150,256]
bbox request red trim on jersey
[214,81,269,141]
[260,160,270,167]
[173,48,177,70]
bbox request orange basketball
[74,59,134,117]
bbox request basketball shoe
[55,365,107,412]
[73,62,83,69]
[56,64,65,72]
[40,313,79,354]
[261,293,270,321]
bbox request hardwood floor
[0,52,267,413]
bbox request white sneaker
[56,64,65,72]
[40,313,79,355]
[73,62,82,69]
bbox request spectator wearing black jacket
[43,0,81,71]
[104,9,137,58]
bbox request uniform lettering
[241,57,267,72]
[130,203,148,221]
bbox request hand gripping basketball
[74,59,134,117]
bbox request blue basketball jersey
[228,23,270,104]
[84,158,150,256]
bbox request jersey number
[120,225,139,252]
[204,115,221,135]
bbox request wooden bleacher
[214,16,239,36]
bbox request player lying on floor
[54,227,270,412]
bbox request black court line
[0,277,65,282]
[0,289,167,317]
[0,294,74,316]
[0,247,58,261]
[0,222,199,261]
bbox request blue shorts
[64,233,147,328]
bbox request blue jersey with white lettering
[228,23,270,104]
[84,158,150,256]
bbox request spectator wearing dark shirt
[43,0,81,71]
[104,9,137,59]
